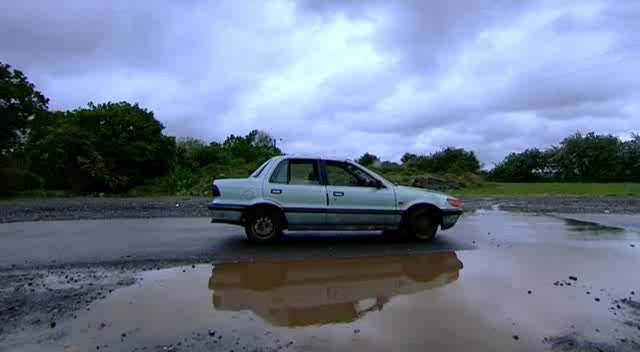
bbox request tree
[621,133,640,181]
[490,132,636,182]
[552,132,622,181]
[428,147,481,174]
[176,138,224,171]
[28,126,118,192]
[222,130,281,163]
[490,148,547,182]
[0,62,49,157]
[29,102,176,192]
[401,153,417,165]
[356,152,379,166]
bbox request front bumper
[440,208,463,230]
[208,203,245,225]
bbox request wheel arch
[242,202,289,229]
[400,202,443,228]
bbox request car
[208,155,462,243]
[208,252,463,327]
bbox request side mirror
[376,179,383,189]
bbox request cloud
[1,0,639,165]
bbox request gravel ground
[0,259,200,343]
[1,196,639,223]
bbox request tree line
[355,132,640,183]
[490,133,640,182]
[0,62,280,196]
[1,61,638,196]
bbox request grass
[455,182,640,197]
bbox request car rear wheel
[244,208,283,243]
[408,208,439,241]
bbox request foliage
[552,132,623,182]
[27,102,176,192]
[0,167,43,197]
[401,147,481,174]
[0,62,49,156]
[622,134,640,180]
[356,153,380,167]
[491,132,638,182]
[222,130,281,163]
[490,148,547,182]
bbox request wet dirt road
[1,211,640,351]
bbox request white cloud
[1,0,638,165]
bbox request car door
[263,158,327,227]
[323,160,398,226]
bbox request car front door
[323,160,398,227]
[263,158,327,227]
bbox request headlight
[447,198,461,208]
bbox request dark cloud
[1,0,638,165]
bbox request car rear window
[250,159,272,178]
[270,160,289,183]
[269,159,319,185]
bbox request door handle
[271,189,282,194]
[333,191,344,197]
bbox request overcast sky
[2,0,639,165]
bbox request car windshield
[250,159,272,177]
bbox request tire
[244,208,283,243]
[408,208,439,241]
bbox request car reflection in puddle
[208,252,463,327]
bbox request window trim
[250,159,272,178]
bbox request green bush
[0,167,43,197]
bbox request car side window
[326,161,378,187]
[289,160,320,185]
[269,159,320,185]
[269,160,289,184]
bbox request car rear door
[263,158,327,227]
[322,160,398,226]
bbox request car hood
[392,185,456,209]
[394,185,451,198]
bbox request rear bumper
[208,203,244,225]
[440,208,463,230]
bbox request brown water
[45,249,639,352]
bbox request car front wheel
[244,209,283,243]
[408,208,439,241]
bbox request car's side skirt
[208,203,462,230]
[208,203,403,215]
[286,224,399,231]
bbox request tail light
[447,198,461,208]
[211,184,221,197]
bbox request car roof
[273,155,353,163]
